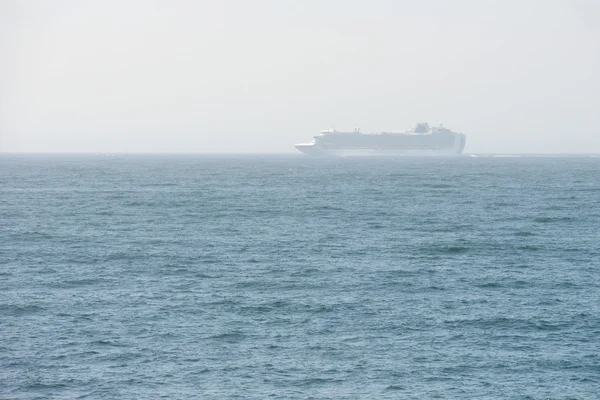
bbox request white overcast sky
[1,0,599,153]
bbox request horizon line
[2,152,600,156]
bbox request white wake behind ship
[295,122,466,156]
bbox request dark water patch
[533,216,575,223]
[192,272,217,279]
[544,205,568,211]
[90,340,128,347]
[420,183,455,189]
[0,304,44,317]
[518,245,540,251]
[419,224,473,233]
[493,215,528,222]
[106,192,130,199]
[312,205,344,211]
[206,331,246,343]
[239,300,293,315]
[24,383,68,391]
[445,317,569,332]
[552,281,580,289]
[123,201,153,207]
[493,201,517,207]
[535,298,563,306]
[510,280,531,288]
[160,266,193,276]
[368,210,397,217]
[9,231,55,240]
[290,377,342,387]
[437,246,469,254]
[574,377,599,383]
[514,231,536,237]
[384,385,405,391]
[105,252,136,261]
[234,279,269,289]
[95,210,114,216]
[512,264,533,269]
[367,223,385,229]
[205,298,243,307]
[575,188,600,192]
[51,278,105,289]
[385,268,420,277]
[137,183,179,188]
[474,281,503,289]
[290,267,320,277]
[190,256,221,265]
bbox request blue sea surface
[1,154,599,399]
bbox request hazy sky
[1,0,599,153]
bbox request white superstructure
[295,123,466,157]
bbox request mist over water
[2,154,599,398]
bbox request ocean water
[1,154,599,399]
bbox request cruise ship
[295,122,466,156]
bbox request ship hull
[295,142,465,157]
